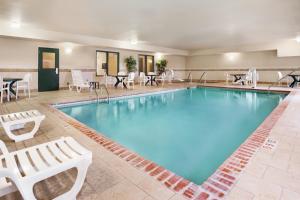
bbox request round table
[3,78,23,96]
[146,74,158,86]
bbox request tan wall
[0,37,186,89]
[186,50,300,82]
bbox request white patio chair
[16,73,32,99]
[139,72,148,86]
[0,77,10,103]
[117,72,127,88]
[0,110,45,142]
[224,72,231,84]
[71,70,90,92]
[127,72,135,89]
[0,136,92,200]
[156,72,167,86]
[236,70,252,85]
[277,71,289,86]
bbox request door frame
[38,47,60,92]
[96,50,120,76]
[139,54,154,75]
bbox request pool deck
[0,83,299,200]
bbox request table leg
[145,79,150,86]
[9,80,17,96]
[234,75,244,85]
[122,78,127,89]
[154,77,159,86]
[114,77,121,87]
[289,79,297,88]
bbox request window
[96,50,119,76]
[138,55,154,75]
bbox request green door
[38,47,59,92]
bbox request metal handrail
[187,71,193,82]
[92,84,110,103]
[198,72,207,84]
[102,84,110,103]
[268,68,300,90]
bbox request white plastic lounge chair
[0,110,45,142]
[0,77,10,103]
[70,70,90,92]
[0,136,92,200]
[16,73,32,99]
[168,70,184,82]
[127,72,135,89]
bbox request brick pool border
[48,88,293,200]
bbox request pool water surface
[59,88,285,184]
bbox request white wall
[186,50,300,82]
[0,37,186,89]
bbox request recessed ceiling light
[155,53,163,60]
[226,52,240,61]
[10,21,21,28]
[65,47,73,54]
[296,36,300,43]
[130,39,138,45]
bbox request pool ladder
[198,72,207,84]
[187,71,193,83]
[93,84,110,103]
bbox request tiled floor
[0,83,299,200]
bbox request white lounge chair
[70,70,90,92]
[0,110,45,142]
[0,136,92,200]
[0,77,10,103]
[168,70,184,83]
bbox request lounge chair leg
[18,183,36,200]
[55,162,89,200]
[4,120,42,142]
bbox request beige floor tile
[280,188,300,200]
[137,177,175,200]
[226,186,254,200]
[237,173,282,200]
[98,180,148,200]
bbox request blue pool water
[59,88,285,184]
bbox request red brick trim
[48,89,293,200]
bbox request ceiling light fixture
[155,53,163,60]
[130,39,138,45]
[226,52,239,61]
[296,36,300,43]
[65,47,73,54]
[10,21,21,28]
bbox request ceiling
[0,0,300,51]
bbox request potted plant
[156,59,168,75]
[124,56,137,72]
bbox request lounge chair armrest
[0,140,9,155]
[0,169,18,181]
